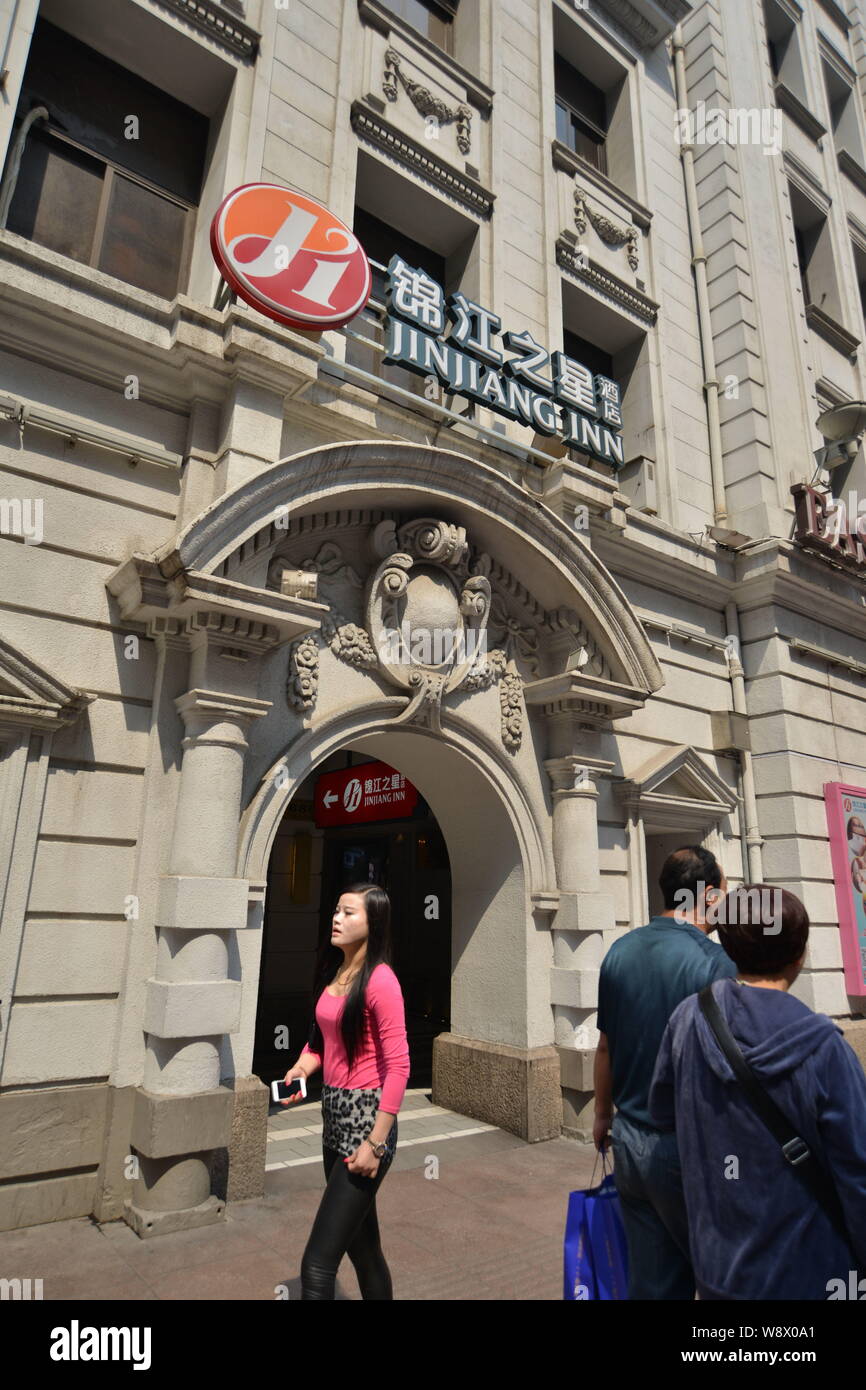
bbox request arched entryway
[107,438,662,1233]
[235,706,548,1134]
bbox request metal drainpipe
[0,105,49,228]
[671,24,728,523]
[724,599,764,881]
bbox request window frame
[554,56,609,175]
[382,0,457,54]
[8,118,197,299]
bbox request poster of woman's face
[829,786,866,993]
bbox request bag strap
[698,985,851,1246]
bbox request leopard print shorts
[321,1084,398,1163]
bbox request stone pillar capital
[174,688,271,746]
[544,754,614,798]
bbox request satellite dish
[816,402,866,442]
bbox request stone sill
[551,140,652,230]
[774,81,827,144]
[357,0,493,113]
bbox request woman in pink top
[281,882,410,1299]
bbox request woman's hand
[344,1140,380,1178]
[279,1063,309,1106]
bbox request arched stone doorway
[235,710,546,1138]
[106,440,662,1235]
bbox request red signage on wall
[314,762,418,828]
[210,183,371,330]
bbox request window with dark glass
[563,329,613,380]
[347,207,447,398]
[380,0,456,53]
[3,20,208,299]
[555,55,608,175]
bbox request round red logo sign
[210,183,371,330]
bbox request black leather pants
[300,1145,394,1300]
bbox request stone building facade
[1,0,865,1235]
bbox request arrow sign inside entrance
[315,761,418,827]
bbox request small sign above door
[315,761,418,828]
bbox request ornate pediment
[615,745,736,829]
[0,636,91,732]
[274,513,616,752]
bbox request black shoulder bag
[698,985,852,1250]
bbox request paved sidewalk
[0,1091,601,1301]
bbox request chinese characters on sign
[382,256,625,468]
[824,782,866,994]
[315,761,419,828]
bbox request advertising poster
[824,782,866,995]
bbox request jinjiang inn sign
[210,184,626,469]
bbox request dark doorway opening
[253,754,452,1096]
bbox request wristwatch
[366,1136,388,1159]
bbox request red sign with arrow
[314,761,418,828]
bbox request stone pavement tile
[263,1163,327,1196]
[375,1190,531,1259]
[0,1217,108,1267]
[42,1264,160,1301]
[267,1137,320,1159]
[212,1200,319,1256]
[95,1213,270,1280]
[144,1248,291,1301]
[396,1274,501,1301]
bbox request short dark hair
[716,885,808,975]
[659,845,722,910]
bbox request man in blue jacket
[649,885,866,1300]
[593,846,737,1299]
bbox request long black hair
[306,882,393,1068]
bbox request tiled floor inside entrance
[266,1086,505,1172]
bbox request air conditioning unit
[617,454,657,514]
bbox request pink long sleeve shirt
[301,962,410,1114]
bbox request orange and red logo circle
[210,183,371,330]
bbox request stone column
[124,688,270,1237]
[545,723,616,1140]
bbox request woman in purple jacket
[649,886,866,1300]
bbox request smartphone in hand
[271,1076,307,1103]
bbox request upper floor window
[822,54,866,173]
[554,55,607,175]
[2,19,208,299]
[348,206,448,400]
[763,0,805,97]
[380,0,456,53]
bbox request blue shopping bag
[563,1151,629,1300]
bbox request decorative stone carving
[277,517,541,750]
[324,614,379,669]
[499,668,524,752]
[574,189,639,271]
[268,541,362,592]
[287,634,319,712]
[383,48,472,154]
